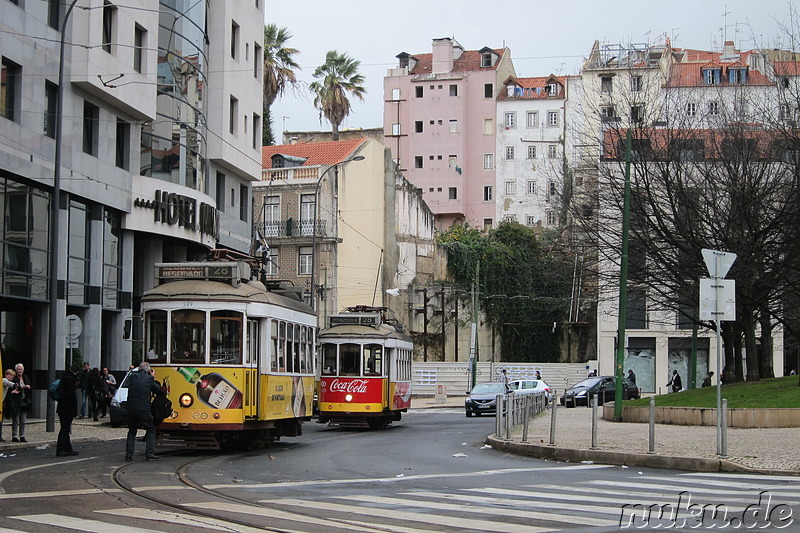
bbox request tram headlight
[345,394,353,402]
[179,393,194,408]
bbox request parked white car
[507,379,554,404]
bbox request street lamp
[46,0,81,433]
[310,154,364,311]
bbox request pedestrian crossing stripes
[5,470,799,532]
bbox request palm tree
[309,51,366,141]
[263,24,300,144]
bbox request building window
[526,216,536,226]
[48,0,61,30]
[415,121,423,133]
[67,200,90,306]
[391,87,401,101]
[546,210,557,226]
[448,187,457,200]
[102,209,122,309]
[631,104,644,124]
[481,53,492,67]
[601,76,613,93]
[703,68,721,85]
[630,75,643,92]
[526,180,536,194]
[449,84,458,96]
[548,145,558,159]
[448,155,457,167]
[298,193,315,235]
[230,188,235,208]
[548,181,556,198]
[483,218,493,231]
[505,146,515,160]
[483,186,493,201]
[504,112,516,129]
[82,101,99,155]
[600,105,616,121]
[115,118,130,169]
[229,95,238,134]
[504,181,516,195]
[240,184,248,222]
[102,2,116,54]
[414,156,423,169]
[1,58,21,122]
[547,83,558,95]
[686,102,697,117]
[526,111,538,128]
[483,118,494,134]
[262,194,280,236]
[216,172,225,212]
[483,153,494,169]
[547,111,559,127]
[484,83,493,98]
[253,114,261,149]
[264,247,279,276]
[391,123,401,136]
[298,246,312,275]
[133,25,145,73]
[729,68,747,84]
[254,43,261,78]
[415,86,423,97]
[44,81,58,138]
[231,20,239,59]
[708,101,719,116]
[449,120,458,132]
[527,145,536,159]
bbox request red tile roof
[497,75,567,100]
[261,139,367,169]
[409,48,507,75]
[666,51,772,87]
[774,60,800,76]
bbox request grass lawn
[624,375,800,409]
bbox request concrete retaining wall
[603,404,800,428]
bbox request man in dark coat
[125,362,163,461]
[56,363,80,456]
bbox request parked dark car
[465,382,507,417]
[560,376,640,407]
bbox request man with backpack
[55,363,80,457]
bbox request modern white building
[0,1,263,411]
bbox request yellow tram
[140,260,316,448]
[317,306,413,428]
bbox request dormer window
[481,52,492,68]
[547,83,558,95]
[703,68,721,85]
[728,68,747,84]
[271,154,306,168]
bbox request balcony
[262,166,320,182]
[261,219,327,239]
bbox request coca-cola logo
[329,379,369,394]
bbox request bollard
[522,395,531,443]
[648,396,655,454]
[549,390,558,446]
[495,395,503,439]
[720,398,728,458]
[505,395,513,440]
[590,393,599,450]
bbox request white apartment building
[0,1,262,410]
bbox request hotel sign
[134,190,218,238]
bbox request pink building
[384,38,516,230]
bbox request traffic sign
[702,249,736,279]
[699,278,736,321]
[65,314,82,339]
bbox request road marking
[408,490,624,516]
[681,472,800,482]
[0,456,96,494]
[181,501,405,533]
[203,463,613,490]
[0,488,121,500]
[640,475,800,490]
[11,513,165,532]
[268,498,550,533]
[532,484,769,507]
[580,480,800,498]
[332,493,617,527]
[97,507,304,533]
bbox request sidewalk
[0,417,127,454]
[413,395,800,475]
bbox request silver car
[507,379,554,404]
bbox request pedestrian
[88,368,104,422]
[124,362,163,461]
[627,369,637,385]
[56,363,80,457]
[10,363,32,442]
[1,369,15,442]
[101,367,116,417]
[702,371,714,388]
[535,370,542,380]
[667,370,683,393]
[588,369,597,377]
[501,368,510,393]
[78,362,90,419]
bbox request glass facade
[67,200,90,305]
[141,1,208,192]
[0,178,50,300]
[102,209,122,309]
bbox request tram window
[277,321,286,372]
[322,344,337,375]
[299,327,308,373]
[171,310,205,364]
[364,344,382,375]
[340,343,360,375]
[270,321,279,372]
[292,324,301,373]
[246,319,258,366]
[210,311,242,364]
[144,310,167,363]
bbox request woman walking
[10,363,32,442]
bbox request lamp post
[309,154,364,311]
[46,0,81,433]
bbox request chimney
[432,38,454,74]
[723,40,737,58]
[290,137,298,145]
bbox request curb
[485,435,800,476]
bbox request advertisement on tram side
[390,381,412,411]
[318,377,384,410]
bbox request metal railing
[260,219,327,238]
[495,392,548,441]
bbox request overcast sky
[266,0,791,137]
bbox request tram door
[244,318,259,418]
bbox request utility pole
[613,129,632,422]
[438,285,446,360]
[469,261,480,389]
[453,292,459,362]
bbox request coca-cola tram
[138,260,316,449]
[317,306,413,428]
